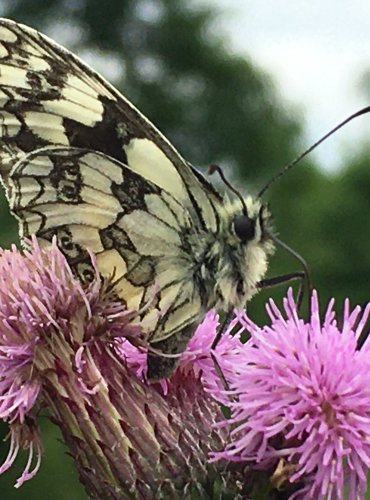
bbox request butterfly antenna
[208,163,248,215]
[258,105,370,198]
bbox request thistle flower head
[1,238,370,499]
[0,238,137,487]
[0,240,237,497]
[213,289,370,499]
[118,309,243,399]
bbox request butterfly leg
[257,270,307,309]
[210,271,308,392]
[268,235,312,310]
[212,270,306,352]
[209,311,234,391]
[211,311,233,350]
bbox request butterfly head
[211,196,274,310]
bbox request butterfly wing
[0,18,222,378]
[9,145,204,345]
[0,18,221,233]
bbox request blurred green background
[0,1,369,498]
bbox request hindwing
[9,146,203,342]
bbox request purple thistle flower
[1,238,370,499]
[0,239,244,498]
[118,309,245,401]
[0,237,139,490]
[212,289,370,499]
[0,418,43,487]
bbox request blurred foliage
[0,0,369,498]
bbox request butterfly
[0,19,275,379]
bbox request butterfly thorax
[194,196,275,311]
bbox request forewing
[0,18,221,232]
[9,145,203,340]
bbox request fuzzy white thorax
[198,195,274,311]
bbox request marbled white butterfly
[0,19,277,379]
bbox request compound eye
[233,214,255,243]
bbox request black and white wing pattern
[0,18,222,225]
[10,146,203,341]
[0,19,275,379]
[0,18,224,377]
